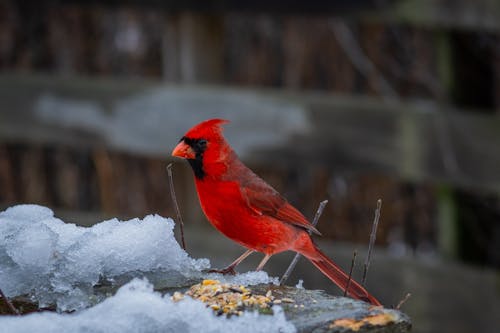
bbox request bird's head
[172,119,231,179]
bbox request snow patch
[0,204,209,311]
[207,270,279,286]
[0,278,296,333]
[0,204,279,313]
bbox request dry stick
[280,200,328,285]
[343,250,358,297]
[396,293,412,310]
[362,199,382,285]
[167,163,186,250]
[0,287,20,315]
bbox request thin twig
[396,293,412,310]
[167,163,186,250]
[0,287,20,315]
[362,199,382,285]
[280,200,328,285]
[344,250,357,297]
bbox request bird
[171,118,381,306]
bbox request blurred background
[0,1,499,332]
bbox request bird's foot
[206,266,237,275]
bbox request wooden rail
[0,74,499,193]
[61,0,500,31]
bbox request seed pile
[171,279,295,316]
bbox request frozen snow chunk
[0,279,296,333]
[1,204,54,222]
[208,270,279,286]
[5,223,58,273]
[0,205,209,311]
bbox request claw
[204,250,255,276]
[207,266,237,275]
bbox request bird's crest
[184,118,229,139]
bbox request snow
[0,278,296,333]
[35,89,310,158]
[0,204,212,311]
[206,270,279,286]
[0,205,275,311]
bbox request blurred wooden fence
[0,0,499,264]
[1,74,499,193]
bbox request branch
[167,163,186,250]
[362,199,382,285]
[396,293,412,310]
[0,287,20,315]
[343,250,357,297]
[280,200,328,285]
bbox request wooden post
[399,111,423,183]
[177,13,224,83]
[434,30,460,259]
[161,13,224,83]
[437,185,458,258]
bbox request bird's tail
[296,236,381,306]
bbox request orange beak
[172,141,195,159]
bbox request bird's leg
[207,249,254,275]
[255,254,272,271]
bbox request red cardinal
[172,119,381,305]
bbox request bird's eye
[196,139,208,151]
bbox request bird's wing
[240,176,321,235]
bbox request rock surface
[2,281,411,333]
[250,284,411,333]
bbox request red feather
[224,156,321,235]
[172,119,381,306]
